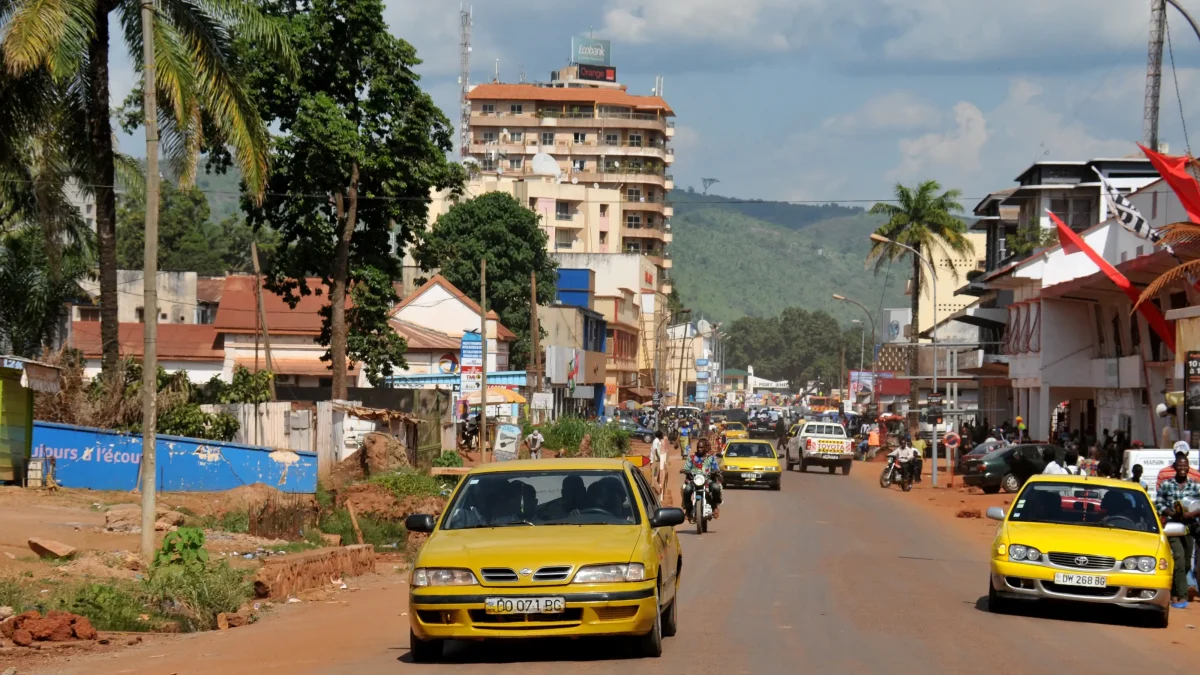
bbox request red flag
[1139,144,1200,223]
[1049,210,1176,352]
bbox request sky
[109,0,1200,209]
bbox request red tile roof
[213,276,335,335]
[70,322,224,361]
[196,277,225,304]
[467,83,674,115]
[233,357,358,377]
[394,274,518,341]
[389,319,461,351]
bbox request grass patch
[0,577,30,609]
[542,417,631,458]
[181,509,250,534]
[56,583,156,632]
[318,509,406,549]
[368,470,444,500]
[144,564,252,631]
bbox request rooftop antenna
[1144,0,1165,150]
[458,4,472,159]
[518,63,525,83]
[494,58,499,83]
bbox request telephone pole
[479,258,488,462]
[251,242,276,400]
[1145,0,1166,150]
[139,0,162,565]
[530,271,542,422]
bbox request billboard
[459,332,483,394]
[577,64,616,82]
[884,308,912,343]
[571,36,611,66]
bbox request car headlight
[1008,545,1041,562]
[572,564,646,583]
[1122,556,1157,573]
[411,568,478,587]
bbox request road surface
[32,450,1200,674]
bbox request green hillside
[667,199,907,325]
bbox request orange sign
[623,454,650,467]
[605,383,618,396]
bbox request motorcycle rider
[888,437,920,483]
[681,438,723,521]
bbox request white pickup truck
[785,421,854,475]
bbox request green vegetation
[155,527,211,570]
[725,310,869,385]
[318,509,407,549]
[541,417,631,458]
[368,470,444,500]
[432,451,464,468]
[668,195,906,324]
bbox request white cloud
[600,0,808,49]
[887,101,988,182]
[822,92,942,135]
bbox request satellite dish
[501,128,508,135]
[531,153,559,176]
[593,183,600,188]
[697,318,712,334]
[571,177,578,184]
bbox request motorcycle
[879,455,913,492]
[683,469,718,534]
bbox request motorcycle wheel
[901,478,913,492]
[701,516,709,533]
[695,495,704,536]
[879,467,891,488]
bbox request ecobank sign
[572,36,611,66]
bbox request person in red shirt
[1157,451,1200,488]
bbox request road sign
[943,432,961,449]
[459,332,483,394]
[623,454,650,468]
[927,393,943,405]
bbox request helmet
[1156,403,1170,418]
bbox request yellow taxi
[719,439,782,491]
[722,421,749,440]
[404,458,686,661]
[986,475,1185,628]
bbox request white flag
[1093,167,1163,247]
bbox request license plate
[822,453,839,459]
[485,597,565,615]
[741,472,756,479]
[1053,573,1107,588]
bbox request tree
[415,192,558,369]
[867,181,973,411]
[723,308,847,394]
[1,0,289,373]
[1005,218,1058,258]
[0,230,86,357]
[239,0,464,397]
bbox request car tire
[1001,473,1021,494]
[409,629,443,663]
[987,581,1010,615]
[637,587,664,658]
[799,460,807,473]
[661,577,679,637]
[841,462,851,476]
[787,461,797,471]
[1149,606,1170,629]
[982,485,1001,495]
[644,434,654,444]
[828,465,836,474]
[770,481,781,491]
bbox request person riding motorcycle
[887,438,920,483]
[681,438,723,521]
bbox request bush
[144,563,252,632]
[57,583,153,632]
[318,509,407,549]
[540,417,630,458]
[155,527,210,569]
[0,577,29,609]
[369,470,443,499]
[432,451,464,468]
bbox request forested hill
[667,189,908,325]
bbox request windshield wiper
[491,520,536,527]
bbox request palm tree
[1,0,290,372]
[1135,222,1200,308]
[867,180,974,412]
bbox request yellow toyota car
[986,475,1185,628]
[719,439,782,490]
[404,458,686,661]
[722,421,749,440]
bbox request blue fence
[31,422,317,493]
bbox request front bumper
[410,583,659,640]
[723,471,781,487]
[990,560,1170,610]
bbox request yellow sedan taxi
[719,439,782,490]
[986,475,1185,628]
[722,421,749,440]
[404,458,686,661]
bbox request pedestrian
[1130,464,1148,490]
[1063,449,1082,475]
[650,431,667,498]
[523,427,545,460]
[867,424,881,460]
[1157,454,1200,608]
[679,419,691,459]
[1042,447,1067,474]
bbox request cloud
[822,92,943,135]
[600,0,806,50]
[887,102,988,183]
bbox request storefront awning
[623,386,654,399]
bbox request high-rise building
[463,68,676,286]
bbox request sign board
[577,64,616,82]
[927,393,943,405]
[1187,351,1200,445]
[605,383,618,396]
[623,454,650,468]
[531,392,553,410]
[695,358,709,367]
[571,385,595,400]
[493,424,522,462]
[459,332,483,394]
[696,371,709,380]
[653,392,662,404]
[571,36,611,66]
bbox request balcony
[664,174,674,190]
[595,140,672,160]
[469,111,537,126]
[607,355,639,372]
[621,226,668,242]
[664,147,675,164]
[536,110,669,132]
[622,199,667,215]
[468,141,531,156]
[554,211,584,229]
[573,169,668,188]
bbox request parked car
[956,441,1003,475]
[961,443,1066,494]
[615,419,656,444]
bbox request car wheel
[409,629,443,663]
[787,461,797,471]
[1149,606,1170,629]
[637,586,664,657]
[661,577,679,637]
[770,481,782,491]
[1001,473,1021,494]
[987,580,1010,615]
[841,462,851,476]
[799,460,807,473]
[982,485,1001,495]
[828,465,836,474]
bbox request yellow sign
[623,455,650,467]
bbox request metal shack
[0,356,61,482]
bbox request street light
[868,234,943,487]
[832,293,878,415]
[851,320,865,373]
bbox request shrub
[219,510,250,533]
[0,577,29,610]
[432,451,464,468]
[57,583,152,632]
[540,417,630,457]
[369,470,443,499]
[144,563,252,631]
[154,527,210,569]
[318,509,407,548]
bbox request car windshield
[969,442,998,456]
[1009,483,1160,533]
[726,422,745,431]
[725,442,776,459]
[440,470,640,530]
[805,424,845,437]
[982,447,1012,461]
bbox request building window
[626,188,642,202]
[626,213,642,228]
[625,242,641,253]
[541,132,555,146]
[481,103,495,114]
[604,160,618,172]
[573,132,587,143]
[1050,197,1094,230]
[319,377,332,387]
[599,231,608,245]
[556,201,571,220]
[480,157,497,171]
[572,159,586,172]
[507,157,523,170]
[605,133,618,146]
[555,228,575,249]
[628,133,643,147]
[79,307,100,322]
[135,307,144,322]
[600,204,609,216]
[510,104,524,114]
[481,131,497,143]
[510,131,523,142]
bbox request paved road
[36,453,1198,675]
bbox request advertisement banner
[695,358,709,367]
[577,64,616,82]
[848,371,875,396]
[459,332,483,394]
[1187,352,1200,445]
[696,371,710,380]
[571,36,611,66]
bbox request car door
[630,468,677,601]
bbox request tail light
[844,440,852,452]
[806,438,815,450]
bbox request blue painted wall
[31,422,317,493]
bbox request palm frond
[1,0,95,79]
[113,151,145,195]
[1155,222,1200,249]
[1135,259,1200,309]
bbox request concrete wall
[77,271,198,324]
[32,422,317,492]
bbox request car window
[441,470,640,530]
[629,468,658,514]
[726,422,745,431]
[1010,482,1160,533]
[724,442,776,459]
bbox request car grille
[1047,553,1116,570]
[531,565,573,582]
[1042,582,1120,598]
[480,568,519,582]
[468,609,583,624]
[594,606,640,621]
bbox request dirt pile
[57,551,140,580]
[327,433,410,488]
[104,504,186,533]
[335,484,446,521]
[253,545,375,599]
[1,610,97,646]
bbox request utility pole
[480,258,488,462]
[139,0,161,566]
[251,242,276,400]
[674,310,691,408]
[530,271,541,423]
[1145,0,1166,151]
[839,341,846,413]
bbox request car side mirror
[405,514,437,533]
[986,506,1006,521]
[650,507,686,528]
[1165,522,1188,537]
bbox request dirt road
[30,448,1200,674]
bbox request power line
[1166,14,1192,155]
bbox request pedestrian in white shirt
[1041,447,1067,474]
[650,431,667,497]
